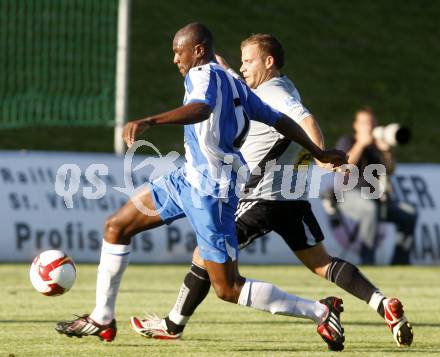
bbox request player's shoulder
[189,62,223,77]
[256,76,303,110]
[257,76,300,100]
[185,63,220,90]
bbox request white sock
[237,279,326,323]
[89,240,131,325]
[368,290,386,312]
[168,283,191,325]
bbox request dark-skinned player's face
[172,35,195,77]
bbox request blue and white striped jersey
[182,62,282,198]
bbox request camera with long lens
[372,123,411,146]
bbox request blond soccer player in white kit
[130,34,413,349]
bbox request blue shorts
[149,167,239,263]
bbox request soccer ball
[29,250,76,296]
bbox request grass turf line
[1,265,440,356]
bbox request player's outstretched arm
[300,115,325,151]
[300,115,337,170]
[123,103,212,147]
[274,114,347,167]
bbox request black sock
[376,299,385,318]
[164,317,184,335]
[326,258,379,304]
[165,262,211,334]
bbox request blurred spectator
[336,107,417,264]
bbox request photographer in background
[336,106,417,264]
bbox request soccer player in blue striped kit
[56,23,348,350]
[129,34,414,348]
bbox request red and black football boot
[383,298,414,346]
[55,314,117,342]
[317,296,345,351]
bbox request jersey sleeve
[184,67,217,109]
[280,95,311,124]
[244,88,283,127]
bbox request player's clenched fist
[123,119,150,148]
[318,149,348,168]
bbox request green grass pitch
[1,264,439,356]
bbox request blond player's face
[240,44,268,89]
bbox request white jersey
[241,75,312,201]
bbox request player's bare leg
[131,250,345,351]
[295,243,413,346]
[56,187,164,342]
